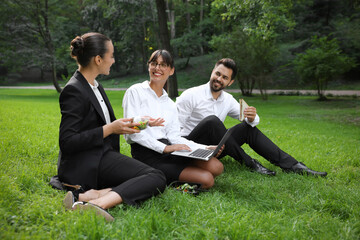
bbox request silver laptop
[171,127,235,161]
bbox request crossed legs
[186,115,298,169]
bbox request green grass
[0,89,359,239]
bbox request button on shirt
[88,80,111,124]
[176,82,260,136]
[122,81,207,153]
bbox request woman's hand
[206,144,225,158]
[163,144,191,153]
[147,117,165,127]
[103,118,140,138]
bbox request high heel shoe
[63,188,84,210]
[72,201,114,222]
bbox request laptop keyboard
[189,149,214,158]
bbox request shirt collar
[88,80,99,90]
[205,81,225,101]
[142,80,168,99]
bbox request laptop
[171,127,235,161]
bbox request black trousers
[185,115,298,169]
[130,139,190,185]
[97,150,166,206]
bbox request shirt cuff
[245,114,260,127]
[155,142,167,154]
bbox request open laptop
[171,127,235,161]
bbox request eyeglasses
[149,62,169,69]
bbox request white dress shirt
[122,81,207,153]
[176,82,260,136]
[88,80,111,124]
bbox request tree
[81,0,156,75]
[0,0,81,92]
[155,0,178,98]
[171,29,205,69]
[293,36,356,100]
[210,0,293,97]
[211,28,278,99]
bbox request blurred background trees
[0,0,359,98]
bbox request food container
[131,116,150,130]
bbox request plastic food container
[131,116,150,130]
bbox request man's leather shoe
[284,162,327,177]
[247,159,276,176]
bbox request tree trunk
[155,0,178,98]
[43,0,62,93]
[184,0,191,31]
[184,56,190,69]
[51,58,62,93]
[317,78,327,100]
[166,0,176,39]
[238,76,253,96]
[199,0,204,55]
[141,21,147,73]
[258,75,268,100]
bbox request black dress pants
[130,139,190,185]
[185,115,298,169]
[97,150,166,206]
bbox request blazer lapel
[74,71,107,124]
[98,84,116,121]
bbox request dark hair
[215,58,237,79]
[70,32,111,67]
[147,49,174,68]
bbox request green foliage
[81,0,156,74]
[210,0,296,98]
[171,30,205,61]
[334,16,360,62]
[1,0,359,90]
[211,28,278,98]
[211,0,296,40]
[0,89,360,239]
[292,36,357,99]
[0,0,81,74]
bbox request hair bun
[70,36,84,57]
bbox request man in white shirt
[176,58,327,177]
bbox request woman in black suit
[58,32,166,221]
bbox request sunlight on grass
[0,89,359,239]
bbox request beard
[210,78,226,92]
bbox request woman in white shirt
[123,50,223,189]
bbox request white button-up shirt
[123,81,207,153]
[88,80,111,124]
[176,82,260,136]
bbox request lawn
[0,89,359,239]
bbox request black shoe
[246,159,276,176]
[284,162,327,177]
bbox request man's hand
[163,144,191,153]
[206,144,225,158]
[244,106,257,122]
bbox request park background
[0,0,359,239]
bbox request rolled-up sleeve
[123,87,167,153]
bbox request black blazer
[58,70,119,190]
